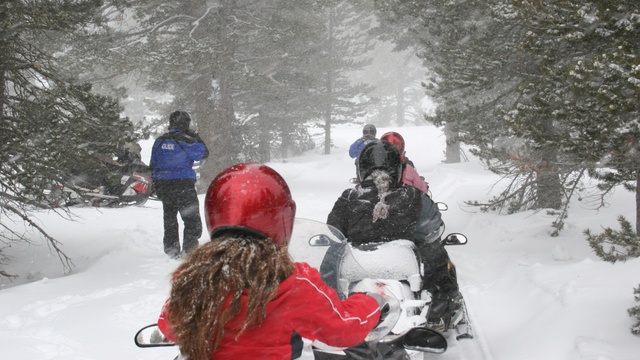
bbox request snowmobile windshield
[288,218,348,269]
[289,218,375,294]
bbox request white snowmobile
[290,219,472,359]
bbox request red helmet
[204,163,296,246]
[380,132,405,154]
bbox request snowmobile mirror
[436,202,448,211]
[402,327,447,354]
[442,233,468,246]
[349,177,359,184]
[134,324,175,347]
[309,234,332,246]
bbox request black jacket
[326,181,442,246]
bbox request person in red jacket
[157,163,382,360]
[380,131,429,194]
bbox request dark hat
[363,124,377,136]
[169,110,191,131]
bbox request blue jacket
[150,129,209,181]
[349,137,376,160]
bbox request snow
[2,123,640,360]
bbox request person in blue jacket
[150,110,209,258]
[349,124,377,161]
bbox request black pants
[418,241,459,324]
[418,241,458,295]
[155,179,202,256]
[313,341,410,360]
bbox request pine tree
[374,0,569,215]
[375,0,640,234]
[584,216,640,263]
[311,0,375,155]
[350,42,428,128]
[103,0,372,187]
[0,0,142,278]
[630,284,640,335]
[374,0,527,165]
[509,1,640,233]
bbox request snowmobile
[47,143,154,207]
[47,170,153,207]
[134,219,471,360]
[290,219,472,359]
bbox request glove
[366,292,391,325]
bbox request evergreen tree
[630,284,640,335]
[373,0,554,198]
[351,42,428,128]
[0,0,142,278]
[50,0,134,99]
[374,0,640,235]
[61,0,378,178]
[311,0,375,155]
[114,0,368,187]
[229,1,325,162]
[506,1,640,233]
[585,216,640,263]
[373,0,525,164]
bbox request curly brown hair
[166,236,295,360]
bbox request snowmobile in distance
[47,142,154,207]
[135,219,469,359]
[48,170,153,207]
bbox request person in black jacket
[327,140,460,331]
[150,110,209,258]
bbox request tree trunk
[197,0,239,190]
[636,169,640,235]
[200,64,237,184]
[324,69,333,155]
[396,80,405,127]
[0,67,5,138]
[258,111,271,163]
[444,122,460,163]
[376,103,392,127]
[535,145,562,210]
[281,129,292,159]
[323,5,335,155]
[535,118,562,210]
[324,108,332,155]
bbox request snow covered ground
[1,123,640,360]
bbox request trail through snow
[1,123,640,360]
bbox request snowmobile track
[422,293,494,360]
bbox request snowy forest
[2,0,640,353]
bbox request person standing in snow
[157,163,383,360]
[349,124,377,161]
[380,131,429,194]
[150,110,209,258]
[327,139,460,332]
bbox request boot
[427,294,449,332]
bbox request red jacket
[158,262,380,359]
[402,160,429,194]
